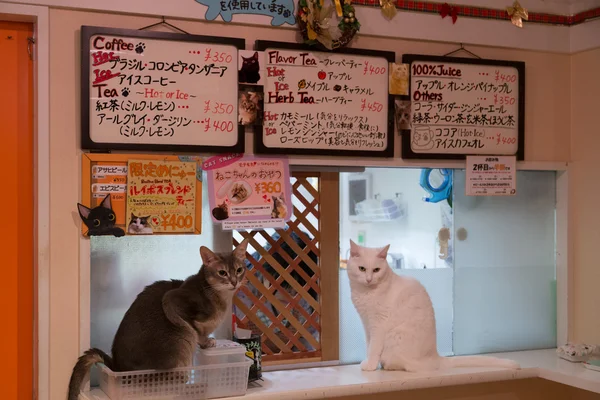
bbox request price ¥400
[254,181,282,194]
[159,214,193,230]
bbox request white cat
[347,240,520,372]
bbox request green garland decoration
[297,0,361,50]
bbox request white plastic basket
[98,358,252,400]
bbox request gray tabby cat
[67,240,248,400]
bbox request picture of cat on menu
[238,50,265,85]
[238,85,264,126]
[389,63,409,96]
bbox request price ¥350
[159,214,193,230]
[254,181,282,194]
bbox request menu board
[81,26,245,153]
[401,54,525,160]
[255,41,395,158]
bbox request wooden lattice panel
[233,174,322,363]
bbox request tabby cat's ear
[77,203,91,220]
[234,239,249,260]
[200,246,218,266]
[349,240,361,258]
[100,194,112,210]
[377,244,390,259]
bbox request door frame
[1,4,50,400]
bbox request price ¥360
[254,181,282,194]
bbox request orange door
[0,21,34,400]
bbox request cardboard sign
[466,155,516,196]
[207,155,291,230]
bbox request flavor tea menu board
[402,54,525,160]
[81,26,245,153]
[255,41,395,157]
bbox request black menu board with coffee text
[81,26,245,153]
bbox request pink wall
[570,47,600,344]
[47,7,579,400]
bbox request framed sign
[401,54,525,160]
[205,154,292,230]
[255,41,395,158]
[81,153,203,236]
[81,26,245,153]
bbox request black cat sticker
[77,194,125,237]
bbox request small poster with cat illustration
[126,160,197,234]
[238,50,265,86]
[205,154,291,230]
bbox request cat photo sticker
[389,63,409,96]
[127,213,153,235]
[395,99,412,131]
[271,193,288,219]
[212,179,253,221]
[77,194,125,237]
[238,50,265,85]
[238,85,264,126]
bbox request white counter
[80,349,600,400]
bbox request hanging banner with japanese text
[255,41,395,158]
[81,26,245,153]
[402,54,525,160]
[206,154,292,230]
[126,159,197,234]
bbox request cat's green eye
[373,268,381,273]
[236,267,244,274]
[359,266,366,272]
[218,270,227,277]
[93,219,101,227]
[108,214,115,221]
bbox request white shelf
[80,349,600,400]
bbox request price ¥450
[254,181,282,194]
